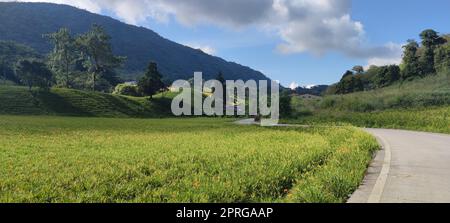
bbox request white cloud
[305,84,317,89]
[366,57,402,68]
[2,0,402,64]
[365,42,403,69]
[184,43,217,55]
[289,82,299,90]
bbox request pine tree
[138,62,165,100]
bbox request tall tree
[45,28,79,88]
[419,29,447,75]
[138,62,165,99]
[352,65,364,75]
[420,29,447,48]
[76,25,125,91]
[15,59,53,92]
[336,70,355,94]
[401,40,421,80]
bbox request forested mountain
[0,2,270,82]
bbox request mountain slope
[0,2,270,82]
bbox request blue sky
[141,0,450,86]
[9,0,450,87]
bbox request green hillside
[288,73,450,133]
[0,86,172,118]
[319,72,450,112]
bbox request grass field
[0,116,378,203]
[286,106,450,134]
[0,86,173,118]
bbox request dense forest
[328,29,450,95]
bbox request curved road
[236,119,450,203]
[349,129,450,203]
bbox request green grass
[289,73,450,134]
[319,73,450,112]
[0,116,378,203]
[286,106,450,134]
[0,86,172,118]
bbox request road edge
[365,130,392,203]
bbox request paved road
[349,129,450,203]
[236,120,450,203]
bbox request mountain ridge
[0,2,270,82]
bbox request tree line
[329,29,450,95]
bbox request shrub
[113,83,140,97]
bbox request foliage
[420,30,445,47]
[0,41,42,83]
[352,65,364,74]
[279,90,293,118]
[138,62,165,99]
[403,29,447,78]
[113,83,140,97]
[335,70,363,94]
[435,43,450,73]
[14,59,53,91]
[373,65,400,88]
[76,25,126,92]
[289,72,450,133]
[45,28,80,88]
[1,25,126,93]
[330,29,449,95]
[402,39,421,80]
[0,59,10,84]
[0,116,377,203]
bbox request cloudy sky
[4,0,450,86]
